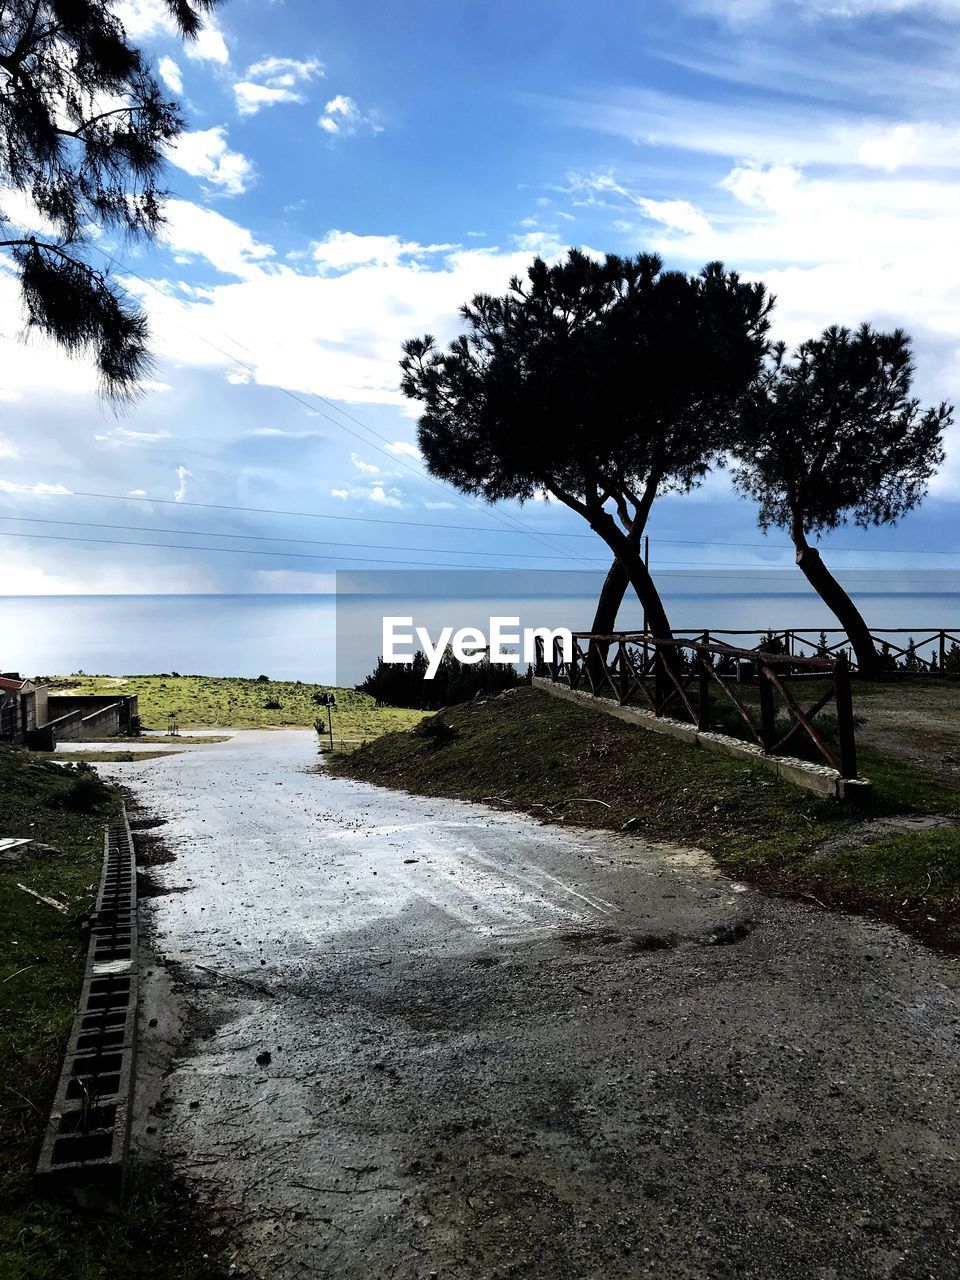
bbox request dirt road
[106,730,960,1279]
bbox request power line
[0,514,609,561]
[1,527,955,579]
[93,247,598,569]
[0,529,592,571]
[8,486,958,559]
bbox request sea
[2,570,959,687]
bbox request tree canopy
[733,323,952,673]
[0,0,220,398]
[401,249,773,640]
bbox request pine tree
[0,0,220,398]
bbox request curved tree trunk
[585,557,630,686]
[587,510,679,678]
[794,539,880,677]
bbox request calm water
[2,584,959,685]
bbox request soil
[852,679,960,785]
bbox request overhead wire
[91,246,599,569]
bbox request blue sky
[1,0,960,595]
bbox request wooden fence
[673,628,960,673]
[534,631,859,779]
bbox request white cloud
[0,542,219,594]
[234,82,305,115]
[246,427,324,440]
[423,500,456,510]
[386,440,421,459]
[114,1,229,61]
[330,488,349,499]
[129,488,147,496]
[161,199,275,278]
[0,479,70,495]
[350,453,381,474]
[158,56,183,94]
[95,427,172,447]
[635,197,712,237]
[0,434,18,459]
[113,0,175,38]
[369,484,404,507]
[693,0,960,19]
[174,465,191,502]
[319,95,382,136]
[234,57,322,116]
[126,233,568,409]
[168,127,254,196]
[312,231,439,271]
[548,89,960,172]
[186,23,229,65]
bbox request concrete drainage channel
[35,809,139,1209]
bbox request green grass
[44,674,426,735]
[332,686,960,947]
[33,750,181,764]
[0,747,222,1279]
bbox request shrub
[61,769,111,813]
[412,714,458,746]
[263,698,283,710]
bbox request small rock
[256,1050,272,1066]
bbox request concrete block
[838,776,873,801]
[776,758,840,797]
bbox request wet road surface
[105,730,960,1279]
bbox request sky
[2,0,960,596]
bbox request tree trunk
[587,510,679,678]
[585,557,630,687]
[794,540,880,677]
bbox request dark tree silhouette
[0,0,220,399]
[400,250,772,648]
[733,324,951,677]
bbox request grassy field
[0,747,222,1279]
[333,686,960,950]
[44,674,426,736]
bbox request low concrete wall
[44,709,85,743]
[532,676,870,800]
[46,695,136,739]
[80,703,123,739]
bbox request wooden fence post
[697,652,710,730]
[618,640,630,706]
[834,654,858,780]
[757,663,776,751]
[940,630,947,671]
[653,646,668,716]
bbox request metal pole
[327,701,334,751]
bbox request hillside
[332,686,960,949]
[43,673,426,736]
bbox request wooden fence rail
[670,628,960,673]
[534,631,859,779]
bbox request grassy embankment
[0,748,222,1280]
[332,685,960,949]
[44,674,426,737]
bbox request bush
[357,648,525,710]
[412,714,458,746]
[263,698,283,710]
[61,769,111,813]
[257,674,271,683]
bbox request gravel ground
[100,730,960,1280]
